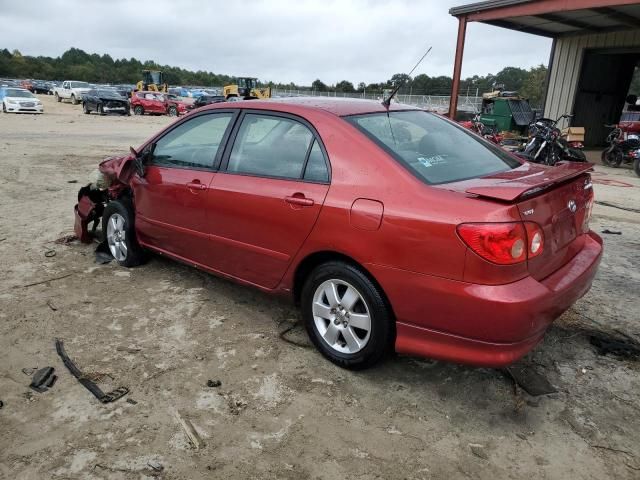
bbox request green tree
[312,79,328,92]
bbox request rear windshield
[346,110,520,184]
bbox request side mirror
[130,145,152,177]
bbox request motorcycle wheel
[567,148,586,162]
[602,149,623,167]
[634,158,640,177]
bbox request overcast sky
[0,0,552,85]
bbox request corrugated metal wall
[544,30,640,121]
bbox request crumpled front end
[74,153,136,243]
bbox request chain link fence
[269,88,482,114]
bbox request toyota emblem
[568,199,577,213]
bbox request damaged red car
[75,98,602,369]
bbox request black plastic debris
[0,400,4,409]
[505,364,557,396]
[601,229,622,235]
[55,339,129,403]
[590,334,640,360]
[29,367,57,393]
[95,241,113,264]
[207,380,222,388]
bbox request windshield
[5,89,34,98]
[346,110,520,185]
[70,81,90,88]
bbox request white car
[1,87,44,114]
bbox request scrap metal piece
[174,410,204,449]
[55,339,129,403]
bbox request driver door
[131,111,236,265]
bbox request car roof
[202,96,420,117]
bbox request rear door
[204,111,331,288]
[131,111,236,265]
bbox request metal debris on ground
[55,338,129,403]
[174,410,204,449]
[505,363,557,396]
[469,443,489,460]
[44,249,56,257]
[206,379,222,388]
[590,334,640,360]
[20,272,74,288]
[95,240,113,264]
[46,300,57,311]
[126,398,138,405]
[22,367,38,376]
[147,461,164,472]
[53,234,78,245]
[29,367,57,393]
[601,229,622,235]
[116,346,141,353]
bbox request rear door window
[226,114,317,180]
[347,110,520,184]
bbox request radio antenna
[382,46,432,108]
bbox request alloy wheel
[312,279,371,354]
[106,213,127,262]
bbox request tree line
[1,47,548,107]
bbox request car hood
[4,96,39,102]
[98,94,127,101]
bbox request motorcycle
[518,114,587,166]
[601,124,640,176]
[459,115,503,145]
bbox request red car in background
[75,98,602,370]
[20,80,34,92]
[130,91,187,117]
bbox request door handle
[187,181,207,191]
[285,194,314,207]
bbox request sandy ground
[1,95,639,480]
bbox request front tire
[83,102,90,114]
[55,93,61,103]
[168,105,178,117]
[102,199,146,267]
[71,94,78,105]
[301,261,392,369]
[634,158,640,177]
[134,105,144,115]
[97,103,104,115]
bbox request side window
[151,113,233,169]
[303,140,329,182]
[227,114,313,179]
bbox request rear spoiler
[466,162,594,202]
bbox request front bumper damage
[74,154,135,243]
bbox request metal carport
[448,0,640,146]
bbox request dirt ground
[1,95,639,480]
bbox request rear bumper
[368,232,603,367]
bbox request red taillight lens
[457,222,545,265]
[457,223,527,265]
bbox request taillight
[457,222,544,265]
[524,223,544,258]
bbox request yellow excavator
[135,70,168,93]
[223,77,270,100]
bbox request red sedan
[131,91,187,117]
[75,98,602,369]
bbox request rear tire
[83,102,90,114]
[134,105,144,115]
[55,93,61,103]
[602,149,622,167]
[102,198,146,268]
[71,94,78,105]
[168,105,178,117]
[301,261,392,370]
[97,103,104,115]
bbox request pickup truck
[54,80,92,105]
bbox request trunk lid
[441,161,594,280]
